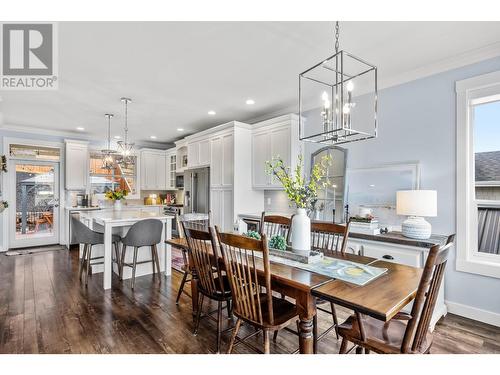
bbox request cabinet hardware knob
[382,254,394,260]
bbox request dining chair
[175,213,211,304]
[119,219,163,289]
[259,212,292,244]
[182,224,231,354]
[337,234,455,354]
[309,220,351,352]
[71,216,121,287]
[215,228,300,354]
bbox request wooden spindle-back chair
[182,224,231,353]
[259,212,292,244]
[338,235,455,354]
[215,228,299,354]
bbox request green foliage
[269,235,287,251]
[105,188,128,201]
[245,230,261,240]
[265,154,332,209]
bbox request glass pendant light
[116,97,135,167]
[299,21,377,145]
[101,113,116,170]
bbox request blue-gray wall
[341,56,500,315]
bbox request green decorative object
[245,230,261,240]
[1,155,7,173]
[0,201,8,213]
[269,235,286,251]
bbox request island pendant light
[101,114,117,170]
[116,97,135,167]
[298,21,377,145]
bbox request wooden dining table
[166,237,423,354]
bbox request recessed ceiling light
[177,128,184,132]
[208,110,216,115]
[150,135,157,140]
[246,99,255,105]
[114,135,121,139]
[76,127,85,131]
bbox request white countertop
[80,209,173,225]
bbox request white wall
[339,56,500,317]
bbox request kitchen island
[79,209,173,290]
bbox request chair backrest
[71,216,103,245]
[216,227,273,326]
[177,213,211,238]
[122,219,163,247]
[182,224,226,297]
[310,220,350,256]
[260,212,292,244]
[402,235,455,353]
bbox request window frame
[456,70,500,278]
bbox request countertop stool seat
[71,217,122,287]
[119,219,163,289]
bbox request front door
[9,160,60,249]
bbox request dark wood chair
[309,220,351,352]
[337,234,455,354]
[174,213,210,305]
[182,224,231,354]
[259,212,292,244]
[215,228,299,354]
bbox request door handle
[382,254,394,260]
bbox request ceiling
[1,21,500,145]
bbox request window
[89,152,138,197]
[9,144,60,161]
[456,71,500,278]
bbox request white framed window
[456,70,500,278]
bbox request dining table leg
[297,293,316,354]
[190,267,199,320]
[103,222,113,290]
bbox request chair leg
[79,244,88,281]
[273,330,278,342]
[355,346,363,354]
[120,244,127,280]
[216,301,223,354]
[85,244,92,287]
[150,246,155,277]
[176,271,189,304]
[339,338,348,354]
[226,299,233,320]
[153,244,161,281]
[313,314,318,354]
[227,318,241,354]
[113,242,121,273]
[365,348,370,354]
[263,330,270,354]
[330,302,339,339]
[193,293,204,335]
[131,246,138,289]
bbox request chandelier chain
[335,21,340,53]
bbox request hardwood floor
[1,248,499,354]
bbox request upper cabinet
[251,114,301,190]
[65,140,89,190]
[166,149,177,190]
[210,132,234,188]
[140,149,167,190]
[187,138,211,169]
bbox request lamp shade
[396,190,437,217]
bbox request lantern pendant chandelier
[101,113,117,170]
[116,97,135,167]
[298,21,378,145]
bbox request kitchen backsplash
[264,190,295,215]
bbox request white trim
[2,136,65,252]
[446,300,500,328]
[456,70,500,278]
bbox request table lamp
[396,190,437,239]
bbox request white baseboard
[446,300,500,327]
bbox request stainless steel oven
[175,174,184,189]
[164,205,183,237]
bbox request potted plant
[265,154,331,251]
[105,188,128,210]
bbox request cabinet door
[210,137,222,187]
[252,132,270,188]
[199,139,211,166]
[169,154,177,189]
[65,143,88,190]
[187,142,199,168]
[270,127,291,187]
[156,154,167,190]
[222,133,234,187]
[222,190,233,231]
[210,189,222,228]
[165,154,170,189]
[141,152,156,190]
[362,243,422,267]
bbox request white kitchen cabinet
[188,138,211,169]
[210,188,233,231]
[210,132,234,188]
[199,139,211,166]
[140,149,167,190]
[65,140,89,190]
[187,142,199,168]
[210,136,222,186]
[166,149,176,190]
[251,114,301,190]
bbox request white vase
[114,200,122,210]
[291,208,311,252]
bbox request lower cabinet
[210,189,233,232]
[349,238,446,331]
